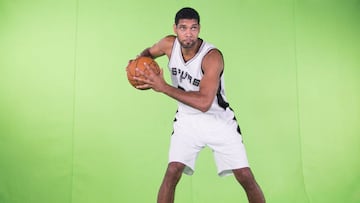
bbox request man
[129,7,265,203]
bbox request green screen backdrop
[0,0,359,203]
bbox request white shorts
[168,109,249,177]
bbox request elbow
[197,95,214,113]
[198,102,212,113]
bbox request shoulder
[205,48,223,58]
[201,40,223,59]
[164,35,176,42]
[202,48,224,74]
[203,48,224,65]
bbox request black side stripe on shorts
[230,107,242,135]
[171,110,178,136]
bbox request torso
[168,37,233,115]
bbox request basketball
[126,56,161,89]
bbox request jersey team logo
[171,67,200,87]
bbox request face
[174,19,200,49]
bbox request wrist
[139,48,154,58]
[160,83,173,95]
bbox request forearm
[160,85,212,113]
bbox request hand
[133,62,167,92]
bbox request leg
[233,167,266,203]
[157,162,185,203]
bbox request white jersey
[168,38,233,116]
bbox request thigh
[208,121,249,176]
[168,115,205,175]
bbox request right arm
[135,46,224,113]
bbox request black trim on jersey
[178,74,229,111]
[177,85,185,91]
[216,85,229,110]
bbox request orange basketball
[126,56,160,89]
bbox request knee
[233,168,257,188]
[162,162,185,187]
[166,162,185,178]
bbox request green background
[0,0,359,202]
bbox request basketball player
[129,7,265,203]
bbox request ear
[173,24,177,34]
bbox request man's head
[175,7,200,25]
[174,7,200,49]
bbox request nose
[185,28,192,37]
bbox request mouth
[182,42,193,48]
[183,39,194,46]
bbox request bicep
[148,43,165,58]
[199,49,224,98]
[149,35,175,58]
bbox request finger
[143,62,150,68]
[145,64,160,79]
[133,76,146,83]
[143,63,153,74]
[135,68,146,77]
[136,84,151,90]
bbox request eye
[178,26,186,31]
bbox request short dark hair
[175,7,200,25]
